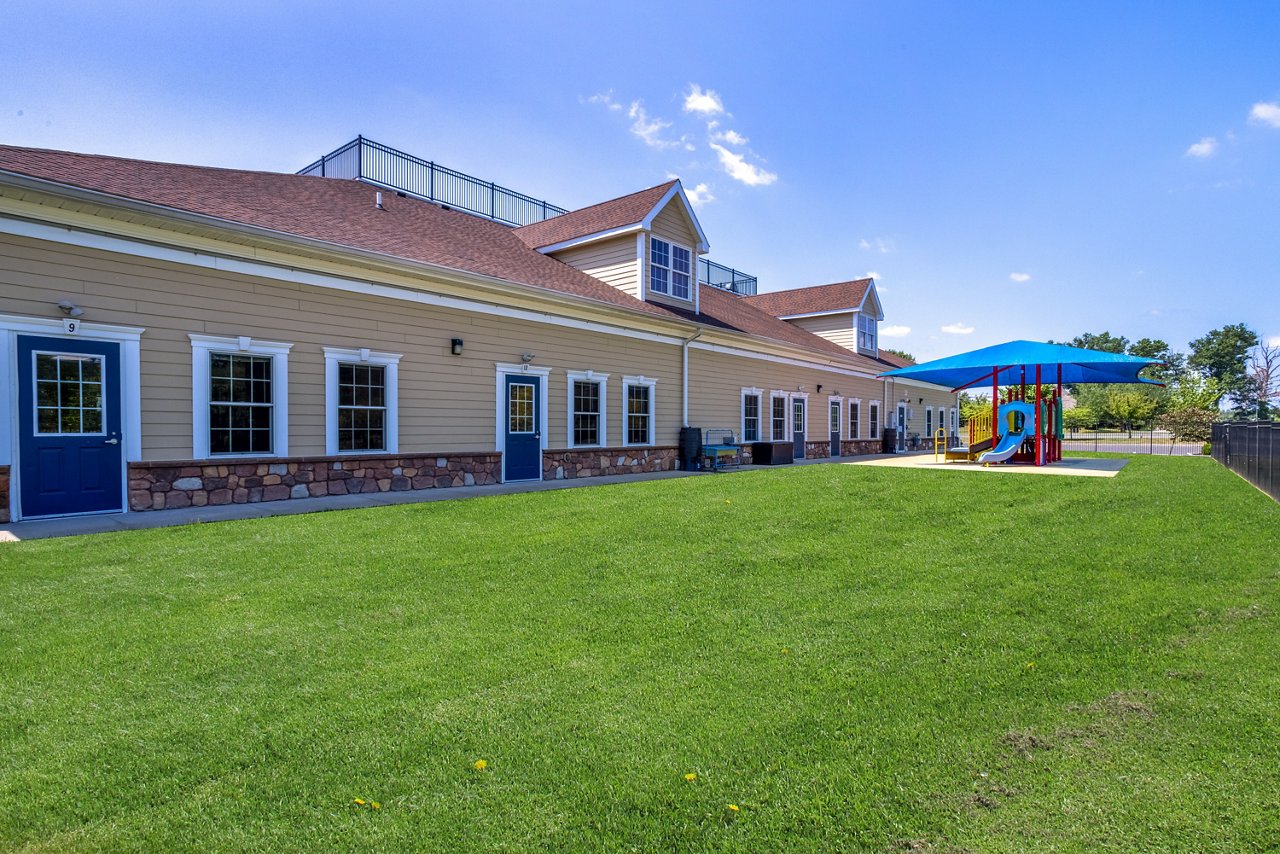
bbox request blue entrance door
[17,335,124,518]
[792,397,806,460]
[504,375,541,482]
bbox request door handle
[104,438,119,445]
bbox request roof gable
[744,278,875,318]
[514,179,708,254]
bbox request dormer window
[857,313,878,352]
[650,237,692,300]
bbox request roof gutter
[0,169,703,337]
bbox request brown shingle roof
[0,145,877,368]
[0,145,677,319]
[513,181,675,249]
[744,278,873,318]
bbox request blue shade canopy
[878,340,1162,391]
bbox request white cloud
[1267,335,1280,347]
[627,101,679,149]
[713,129,748,146]
[683,84,725,116]
[858,238,872,250]
[880,325,911,338]
[1185,136,1218,158]
[584,92,622,111]
[941,322,975,335]
[685,182,715,207]
[1249,101,1280,127]
[709,142,777,186]
[859,237,893,253]
[1010,272,1031,283]
[864,271,881,280]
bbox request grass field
[2,456,1277,852]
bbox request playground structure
[882,340,1160,469]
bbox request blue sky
[3,1,1278,361]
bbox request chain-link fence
[1212,421,1278,501]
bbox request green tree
[1128,338,1186,385]
[1155,407,1218,447]
[883,348,915,363]
[1188,323,1258,412]
[1168,374,1224,411]
[1069,331,1129,354]
[1106,389,1160,434]
[1062,407,1095,432]
[959,392,990,424]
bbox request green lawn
[2,456,1277,852]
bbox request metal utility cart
[700,428,742,471]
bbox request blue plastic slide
[977,401,1036,464]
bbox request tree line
[958,323,1278,444]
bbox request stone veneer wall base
[128,453,502,511]
[543,446,678,480]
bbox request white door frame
[494,362,551,483]
[0,314,144,521]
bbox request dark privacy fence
[1212,421,1279,501]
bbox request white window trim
[769,390,789,442]
[621,375,657,447]
[1,315,145,522]
[190,333,292,460]
[648,235,694,302]
[848,397,862,440]
[740,387,764,444]
[566,369,610,449]
[868,401,880,440]
[857,311,878,353]
[322,346,402,456]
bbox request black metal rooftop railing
[299,136,569,227]
[300,136,759,294]
[699,258,757,296]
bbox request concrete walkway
[0,451,942,543]
[849,453,1129,477]
[0,468,705,542]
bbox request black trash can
[678,426,703,471]
[882,427,897,454]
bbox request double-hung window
[623,376,656,446]
[771,393,788,441]
[850,400,861,439]
[868,401,880,440]
[741,389,762,442]
[190,335,291,459]
[323,347,402,455]
[649,237,692,300]
[567,370,609,447]
[857,313,878,352]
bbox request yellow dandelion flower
[1026,661,1035,669]
[353,798,366,805]
[782,647,791,654]
[684,772,698,782]
[728,804,740,812]
[474,759,488,771]
[372,801,381,810]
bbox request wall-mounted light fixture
[450,338,464,356]
[521,352,535,363]
[918,397,924,405]
[56,300,84,318]
[816,384,823,393]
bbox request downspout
[681,329,703,427]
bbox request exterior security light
[57,300,84,318]
[451,338,464,356]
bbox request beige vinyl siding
[644,198,699,307]
[687,348,883,441]
[650,202,698,248]
[788,312,856,352]
[550,235,640,298]
[0,233,682,461]
[886,381,959,441]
